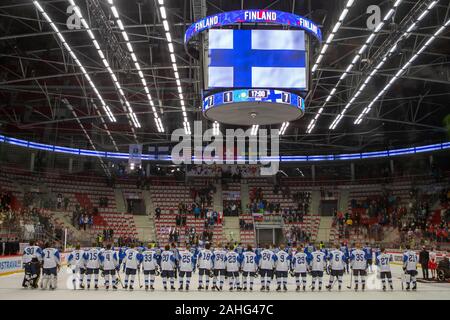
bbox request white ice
[0,265,448,300]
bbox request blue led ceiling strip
[0,134,448,163]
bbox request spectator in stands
[155,207,161,219]
[63,197,70,211]
[193,205,200,219]
[419,246,430,280]
[218,211,223,224]
[57,193,63,209]
[82,214,88,231]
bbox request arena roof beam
[157,0,191,135]
[105,0,164,133]
[68,0,141,135]
[329,0,440,130]
[63,99,112,176]
[306,0,404,134]
[353,16,450,125]
[31,0,120,152]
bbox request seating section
[239,214,256,246]
[283,215,321,242]
[88,212,138,239]
[328,177,447,243]
[45,176,117,213]
[150,182,224,244]
[247,178,298,209]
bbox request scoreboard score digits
[203,89,304,112]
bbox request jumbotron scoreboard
[184,10,322,126]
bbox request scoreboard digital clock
[202,89,305,126]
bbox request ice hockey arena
[0,0,449,301]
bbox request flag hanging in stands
[208,29,307,89]
[129,144,142,169]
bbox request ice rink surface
[0,265,448,300]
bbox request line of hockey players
[22,240,420,292]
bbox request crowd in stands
[247,186,309,224]
[285,225,311,245]
[224,200,240,216]
[71,206,94,231]
[333,185,450,245]
[187,164,260,179]
[239,218,254,231]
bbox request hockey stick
[116,271,124,288]
[401,272,404,291]
[347,270,353,289]
[138,267,143,288]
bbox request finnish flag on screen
[208,29,306,89]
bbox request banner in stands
[128,144,143,168]
[252,212,264,222]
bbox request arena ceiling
[0,0,449,156]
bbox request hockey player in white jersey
[403,245,418,291]
[310,246,326,291]
[83,243,102,290]
[67,244,86,289]
[160,244,177,291]
[274,244,291,291]
[99,244,119,290]
[212,243,227,291]
[122,246,143,290]
[197,243,213,290]
[292,245,311,291]
[142,247,159,291]
[376,247,393,291]
[326,244,347,291]
[226,244,242,291]
[259,244,276,291]
[241,245,259,291]
[41,242,60,290]
[350,243,369,291]
[178,245,196,291]
[22,240,42,288]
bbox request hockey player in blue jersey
[160,244,177,291]
[340,242,350,273]
[122,246,143,290]
[305,242,315,255]
[310,246,326,291]
[142,247,159,291]
[99,244,119,290]
[403,245,418,291]
[363,242,374,272]
[226,244,242,291]
[274,244,291,291]
[258,244,276,291]
[22,240,42,288]
[178,244,196,291]
[326,243,347,291]
[350,243,370,291]
[41,242,60,290]
[212,243,227,291]
[197,243,214,290]
[68,244,86,289]
[292,245,311,291]
[241,245,259,291]
[376,247,394,291]
[83,243,102,290]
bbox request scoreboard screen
[207,29,307,90]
